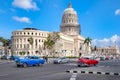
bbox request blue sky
[0,0,120,48]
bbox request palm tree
[28,37,34,55]
[28,37,33,45]
[84,37,92,54]
[43,32,60,56]
[0,37,9,55]
[84,37,92,46]
[44,35,55,50]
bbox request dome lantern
[68,2,72,8]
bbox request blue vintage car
[15,56,45,67]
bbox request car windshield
[83,57,90,59]
[57,57,66,60]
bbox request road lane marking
[70,73,77,80]
[70,78,76,80]
[66,70,120,76]
[0,74,8,77]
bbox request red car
[77,56,99,67]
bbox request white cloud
[115,9,120,15]
[92,34,120,48]
[110,34,120,42]
[13,16,32,23]
[12,0,39,10]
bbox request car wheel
[59,61,62,64]
[94,64,96,66]
[38,63,43,67]
[17,65,20,67]
[23,63,27,68]
[78,65,81,67]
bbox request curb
[66,70,120,76]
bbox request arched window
[69,20,71,23]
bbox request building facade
[0,45,4,56]
[11,3,90,57]
[97,45,119,56]
[58,3,87,57]
[11,28,49,56]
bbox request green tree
[28,37,33,45]
[43,32,60,56]
[28,37,34,55]
[19,51,26,56]
[19,52,23,56]
[84,37,92,54]
[84,37,92,46]
[0,37,9,55]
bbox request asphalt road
[0,60,73,80]
[0,59,120,80]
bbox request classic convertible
[77,56,99,67]
[15,56,45,68]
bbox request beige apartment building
[97,45,120,56]
[0,45,4,55]
[11,3,90,57]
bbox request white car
[53,57,69,64]
[95,57,105,61]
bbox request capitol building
[11,3,90,57]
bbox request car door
[32,56,39,65]
[34,56,40,64]
[87,58,93,65]
[90,58,96,65]
[62,58,66,63]
[63,58,68,63]
[29,56,36,66]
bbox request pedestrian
[79,52,81,57]
[45,55,48,63]
[43,56,45,59]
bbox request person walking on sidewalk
[45,55,48,63]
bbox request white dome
[61,3,78,25]
[63,7,77,15]
[60,3,80,36]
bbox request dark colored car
[15,56,45,68]
[77,56,99,67]
[1,55,7,60]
